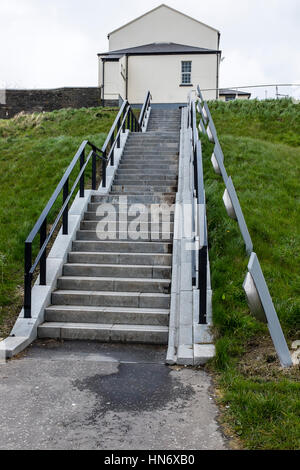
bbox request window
[181,61,192,85]
[225,95,236,102]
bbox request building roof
[108,4,220,37]
[219,89,251,96]
[99,42,220,57]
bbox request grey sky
[0,0,299,99]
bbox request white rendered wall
[109,5,219,51]
[127,54,218,103]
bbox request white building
[98,4,221,107]
[219,89,251,101]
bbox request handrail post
[92,152,97,190]
[199,245,207,324]
[117,118,121,148]
[24,242,32,318]
[102,151,107,188]
[40,218,47,285]
[127,110,130,130]
[110,133,114,166]
[130,111,134,132]
[122,104,127,132]
[62,179,69,235]
[80,148,85,197]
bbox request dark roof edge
[98,50,221,57]
[219,89,251,95]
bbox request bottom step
[38,322,168,344]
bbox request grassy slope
[0,107,117,336]
[202,99,300,449]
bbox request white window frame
[181,61,192,85]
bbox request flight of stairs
[38,108,181,344]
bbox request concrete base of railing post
[166,105,215,366]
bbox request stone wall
[0,87,116,119]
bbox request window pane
[182,73,191,84]
[181,62,192,84]
[182,61,192,73]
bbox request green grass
[0,107,118,336]
[202,99,300,449]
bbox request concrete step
[76,231,173,241]
[124,149,178,154]
[111,185,177,193]
[83,211,175,221]
[115,173,177,180]
[127,131,179,135]
[80,221,174,232]
[57,276,171,294]
[147,125,180,128]
[125,143,179,149]
[72,240,172,253]
[146,125,180,128]
[90,194,175,203]
[128,132,179,137]
[90,194,176,204]
[126,139,178,144]
[68,251,172,266]
[123,147,178,152]
[109,193,176,198]
[146,124,180,126]
[52,290,171,309]
[63,263,171,279]
[116,168,178,175]
[44,305,169,326]
[113,179,177,186]
[147,119,180,122]
[118,164,178,170]
[113,181,177,188]
[38,322,169,344]
[149,126,179,133]
[115,175,177,180]
[121,157,178,162]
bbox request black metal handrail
[195,141,208,325]
[138,91,151,129]
[188,97,208,325]
[101,101,140,176]
[24,94,151,318]
[24,140,106,318]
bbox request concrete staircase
[38,108,181,344]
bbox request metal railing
[188,94,208,325]
[194,85,293,367]
[101,100,140,178]
[138,91,152,130]
[24,94,150,319]
[196,85,253,255]
[24,140,105,318]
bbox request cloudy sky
[0,0,299,98]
